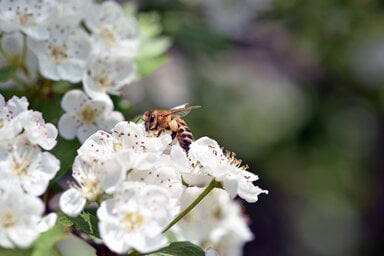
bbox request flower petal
[59,188,87,217]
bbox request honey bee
[143,104,201,151]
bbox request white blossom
[56,0,91,22]
[0,94,29,140]
[60,121,173,217]
[0,0,57,40]
[0,95,58,149]
[169,144,212,187]
[58,89,124,143]
[174,187,253,256]
[77,121,171,170]
[97,181,177,254]
[19,110,58,150]
[28,18,91,83]
[59,188,86,218]
[84,0,139,57]
[0,31,38,89]
[83,52,136,99]
[0,180,57,249]
[0,134,60,196]
[59,153,124,217]
[127,164,184,213]
[189,136,268,202]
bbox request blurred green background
[125,0,384,255]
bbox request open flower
[0,31,38,89]
[77,121,172,170]
[0,94,29,140]
[55,0,90,22]
[0,134,60,196]
[97,181,178,254]
[58,89,124,143]
[174,187,253,256]
[28,18,91,83]
[127,164,184,212]
[189,136,268,202]
[84,0,138,57]
[0,180,57,249]
[19,110,58,150]
[59,153,124,217]
[83,52,136,99]
[0,0,57,40]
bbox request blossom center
[19,12,36,27]
[12,159,30,177]
[82,179,102,201]
[78,105,98,124]
[49,44,68,64]
[113,142,122,152]
[123,211,144,231]
[99,27,117,46]
[1,211,17,229]
[94,73,114,92]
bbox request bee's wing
[170,103,189,111]
[169,103,201,117]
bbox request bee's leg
[156,130,163,137]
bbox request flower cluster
[0,1,268,255]
[60,121,267,254]
[0,0,137,91]
[174,187,254,256]
[0,94,59,248]
[0,0,138,142]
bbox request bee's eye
[149,115,155,123]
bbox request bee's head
[143,111,157,131]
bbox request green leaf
[59,211,100,240]
[135,12,172,78]
[0,247,33,256]
[57,211,75,227]
[148,241,205,256]
[0,65,17,82]
[78,211,100,239]
[135,55,168,79]
[138,13,163,39]
[138,37,171,59]
[32,224,68,256]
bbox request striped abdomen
[174,118,194,151]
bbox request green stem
[162,179,221,233]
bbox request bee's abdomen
[176,119,194,151]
